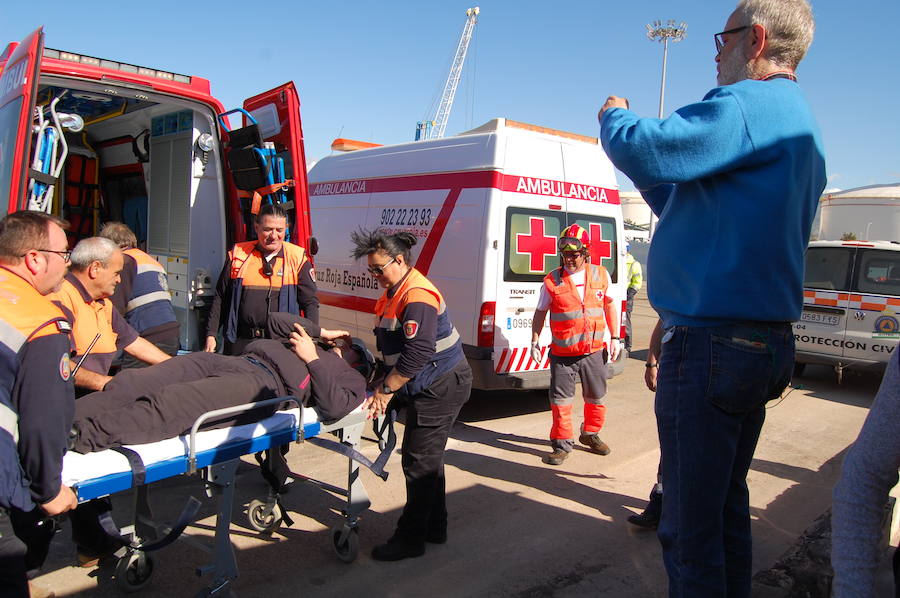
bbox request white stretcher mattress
[62,404,363,502]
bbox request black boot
[628,489,662,530]
[371,535,426,561]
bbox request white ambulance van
[307,118,627,391]
[794,240,900,381]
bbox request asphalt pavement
[33,290,896,597]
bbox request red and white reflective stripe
[494,346,550,373]
[803,290,844,307]
[847,295,900,311]
[803,290,900,312]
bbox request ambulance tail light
[478,302,496,347]
[620,300,628,340]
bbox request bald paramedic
[0,211,78,596]
[99,222,180,363]
[205,203,319,355]
[52,237,171,394]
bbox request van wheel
[793,362,806,377]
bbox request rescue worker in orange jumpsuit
[205,203,319,355]
[0,211,78,597]
[352,229,472,562]
[99,222,180,364]
[530,224,621,466]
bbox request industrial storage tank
[818,183,900,241]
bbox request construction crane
[416,6,480,141]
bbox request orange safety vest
[544,264,610,357]
[53,277,120,374]
[224,241,308,342]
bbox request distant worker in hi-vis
[530,224,620,466]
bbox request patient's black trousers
[73,353,280,453]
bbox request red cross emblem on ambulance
[588,223,611,261]
[516,217,557,272]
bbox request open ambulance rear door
[0,28,43,214]
[229,83,312,248]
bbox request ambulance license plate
[801,311,840,326]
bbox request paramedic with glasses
[351,228,472,562]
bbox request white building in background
[620,191,650,242]
[817,183,900,241]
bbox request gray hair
[734,0,815,69]
[70,237,119,271]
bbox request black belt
[238,326,267,339]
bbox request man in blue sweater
[598,1,826,596]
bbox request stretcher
[61,396,390,595]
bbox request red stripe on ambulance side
[310,170,619,204]
[495,349,509,373]
[318,291,377,313]
[416,187,462,276]
[513,348,528,372]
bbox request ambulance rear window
[803,247,852,291]
[0,97,23,205]
[856,249,900,296]
[504,207,617,283]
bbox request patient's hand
[290,324,319,363]
[319,328,351,345]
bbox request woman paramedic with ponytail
[351,229,472,562]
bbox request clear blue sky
[3,0,897,192]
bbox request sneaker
[579,433,611,455]
[371,537,426,561]
[542,449,570,466]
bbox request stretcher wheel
[247,498,283,533]
[115,550,154,592]
[331,524,359,563]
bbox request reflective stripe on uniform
[0,403,18,444]
[0,319,26,354]
[126,290,173,312]
[436,327,460,352]
[549,308,605,321]
[551,330,606,348]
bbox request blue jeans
[655,322,794,598]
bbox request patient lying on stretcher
[70,314,373,454]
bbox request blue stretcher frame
[68,396,374,595]
[74,420,321,502]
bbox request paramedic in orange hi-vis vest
[530,224,621,466]
[205,203,319,355]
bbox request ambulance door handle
[515,308,525,314]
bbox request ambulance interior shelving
[23,62,232,351]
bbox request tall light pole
[645,19,687,237]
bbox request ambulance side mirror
[308,236,319,256]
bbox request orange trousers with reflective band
[550,403,605,440]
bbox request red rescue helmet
[558,224,591,252]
